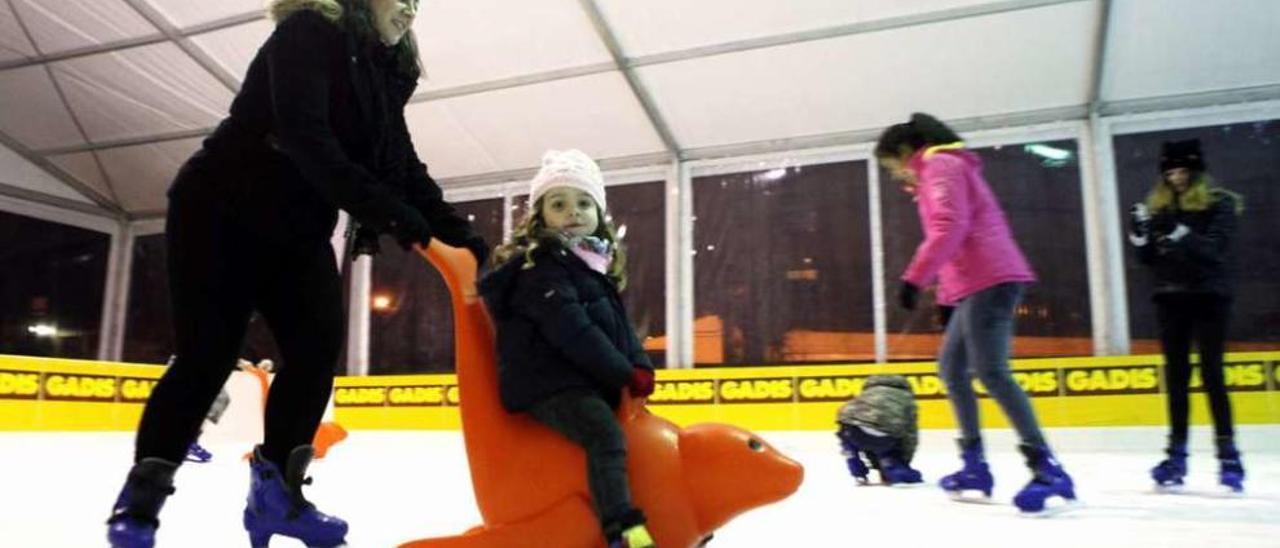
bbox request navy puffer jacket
[478,238,653,412]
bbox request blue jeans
[939,282,1046,446]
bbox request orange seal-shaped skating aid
[398,242,803,548]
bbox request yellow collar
[922,141,966,159]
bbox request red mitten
[627,367,655,398]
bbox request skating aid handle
[414,241,479,305]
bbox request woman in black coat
[106,1,486,546]
[1128,139,1246,493]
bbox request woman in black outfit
[1128,139,1245,493]
[106,1,487,546]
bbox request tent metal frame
[2,0,1278,365]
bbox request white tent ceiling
[0,0,1278,220]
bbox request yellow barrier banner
[0,356,163,430]
[3,352,1279,431]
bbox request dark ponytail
[874,113,963,159]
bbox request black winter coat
[170,8,478,250]
[1136,190,1239,299]
[478,239,654,412]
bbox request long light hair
[492,197,629,290]
[1145,173,1244,215]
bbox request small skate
[185,442,212,463]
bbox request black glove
[937,305,955,328]
[897,281,919,310]
[389,202,432,251]
[1149,214,1177,239]
[463,236,490,268]
[351,225,381,257]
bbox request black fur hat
[1159,139,1206,173]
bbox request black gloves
[388,201,432,251]
[897,281,919,310]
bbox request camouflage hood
[836,374,919,461]
[861,374,912,393]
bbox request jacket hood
[268,0,343,24]
[863,374,912,393]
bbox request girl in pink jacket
[876,113,1075,514]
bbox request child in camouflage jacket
[836,374,924,485]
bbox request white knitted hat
[528,149,606,211]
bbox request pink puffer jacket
[900,146,1035,305]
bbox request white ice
[2,426,1278,547]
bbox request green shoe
[620,524,655,548]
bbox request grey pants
[939,282,1046,446]
[529,389,634,528]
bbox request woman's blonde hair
[492,197,629,290]
[1145,173,1244,215]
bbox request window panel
[0,210,108,359]
[881,140,1091,359]
[1115,120,1280,352]
[693,161,873,365]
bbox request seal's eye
[747,438,763,452]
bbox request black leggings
[529,390,636,531]
[134,191,344,469]
[1156,293,1235,445]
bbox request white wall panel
[189,19,272,83]
[51,43,231,142]
[141,0,264,28]
[415,0,610,90]
[96,137,200,212]
[10,0,154,55]
[597,0,1002,56]
[426,72,665,171]
[0,66,85,149]
[0,1,37,62]
[0,141,93,202]
[639,1,1095,148]
[1103,0,1280,101]
[48,151,114,200]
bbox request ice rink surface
[3,425,1277,547]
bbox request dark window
[122,233,171,364]
[123,232,349,367]
[605,183,666,366]
[881,140,1092,359]
[693,161,874,365]
[0,211,109,358]
[370,199,504,374]
[1115,120,1280,352]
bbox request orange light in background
[371,294,393,311]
